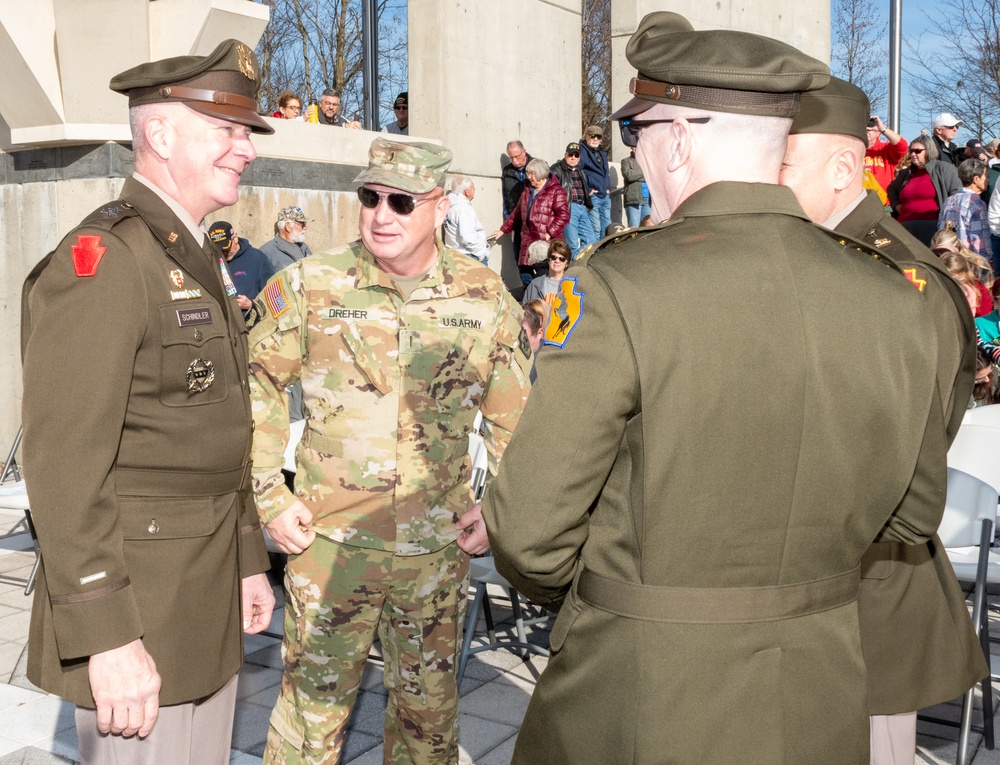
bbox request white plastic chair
[948,411,1000,494]
[937,467,999,764]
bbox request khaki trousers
[76,673,238,765]
[869,712,917,765]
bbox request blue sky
[834,0,987,142]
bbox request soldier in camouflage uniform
[248,138,532,765]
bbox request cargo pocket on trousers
[269,692,306,752]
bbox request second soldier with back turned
[248,138,531,764]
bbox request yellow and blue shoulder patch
[544,277,584,348]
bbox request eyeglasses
[587,133,602,139]
[619,116,711,148]
[320,100,339,108]
[508,151,525,161]
[548,255,568,262]
[285,104,302,112]
[566,152,580,158]
[394,105,408,112]
[357,186,441,215]
[909,147,925,154]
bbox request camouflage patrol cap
[109,39,273,135]
[610,12,830,121]
[788,76,869,145]
[353,138,453,194]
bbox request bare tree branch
[830,0,888,114]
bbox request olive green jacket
[842,191,986,713]
[20,177,270,707]
[484,182,947,764]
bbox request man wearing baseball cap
[551,141,596,257]
[782,76,984,764]
[21,39,274,763]
[932,111,965,167]
[480,12,946,763]
[579,124,612,238]
[248,137,531,764]
[259,205,313,272]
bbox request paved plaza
[1,513,1000,764]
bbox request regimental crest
[236,43,255,81]
[543,277,584,349]
[169,269,184,288]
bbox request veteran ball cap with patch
[109,38,274,135]
[276,206,309,225]
[788,76,870,144]
[565,142,581,154]
[208,220,235,251]
[610,11,830,121]
[353,138,453,195]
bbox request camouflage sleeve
[248,268,305,524]
[479,290,532,477]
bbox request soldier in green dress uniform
[479,12,950,764]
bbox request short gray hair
[447,175,474,195]
[525,158,549,180]
[959,158,988,186]
[506,140,525,153]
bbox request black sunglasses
[618,116,711,148]
[357,186,440,215]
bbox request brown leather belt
[577,564,860,624]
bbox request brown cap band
[131,84,259,112]
[629,77,801,118]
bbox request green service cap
[789,76,870,144]
[610,12,830,120]
[353,138,453,194]
[109,39,273,135]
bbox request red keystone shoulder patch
[71,235,107,277]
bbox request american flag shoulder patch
[264,279,290,318]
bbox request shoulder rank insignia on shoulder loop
[543,277,584,349]
[264,279,290,318]
[903,267,927,293]
[71,235,107,277]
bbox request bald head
[779,132,866,224]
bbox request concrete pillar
[408,0,583,284]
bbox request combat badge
[544,277,584,348]
[186,357,215,393]
[903,267,927,293]
[71,235,107,277]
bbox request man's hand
[236,294,252,310]
[264,499,316,554]
[88,639,161,738]
[346,120,362,130]
[456,503,490,555]
[241,572,276,634]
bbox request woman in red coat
[493,158,571,285]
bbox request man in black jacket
[551,142,595,258]
[931,112,964,167]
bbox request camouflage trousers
[264,537,469,765]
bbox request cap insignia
[237,43,255,81]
